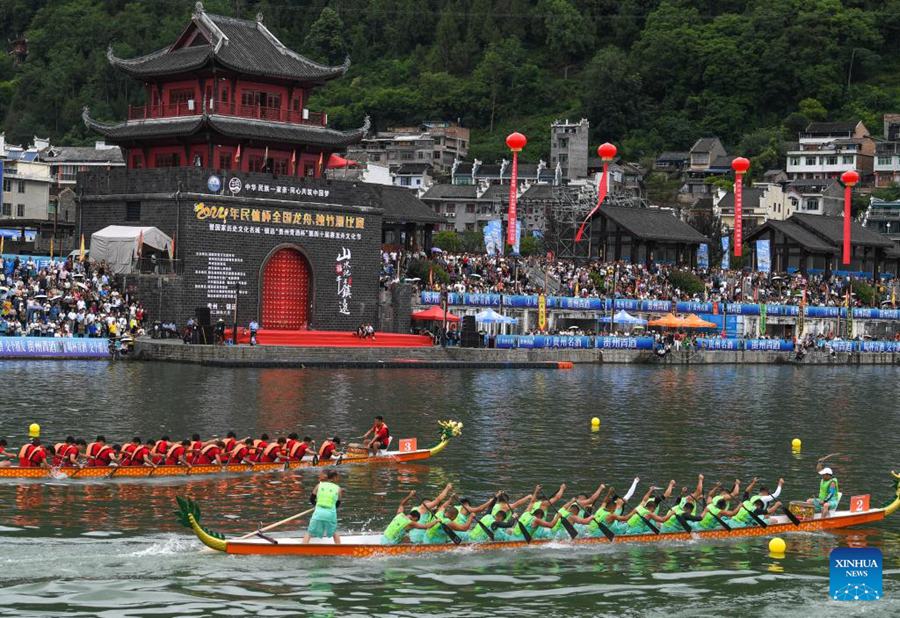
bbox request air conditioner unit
[187,99,195,111]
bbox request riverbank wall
[133,339,899,367]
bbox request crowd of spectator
[0,256,145,338]
[397,251,897,308]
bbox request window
[400,176,410,186]
[218,153,232,170]
[155,153,180,167]
[169,88,194,106]
[131,154,143,169]
[433,151,440,159]
[16,204,24,217]
[826,156,837,165]
[247,156,265,173]
[2,203,10,216]
[790,157,800,166]
[17,180,25,193]
[241,90,282,111]
[125,201,141,221]
[2,178,9,192]
[805,156,817,166]
[466,204,475,213]
[842,155,853,164]
[804,198,819,211]
[445,204,456,214]
[65,210,70,222]
[878,156,892,166]
[220,86,229,103]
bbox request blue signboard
[721,236,730,270]
[697,243,709,269]
[0,337,110,358]
[595,336,654,350]
[745,339,795,352]
[696,338,741,350]
[756,239,771,273]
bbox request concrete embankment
[134,339,899,368]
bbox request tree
[433,230,464,253]
[303,7,346,64]
[798,98,827,122]
[538,0,593,78]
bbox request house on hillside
[786,121,874,182]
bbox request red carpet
[228,328,433,348]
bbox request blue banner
[756,239,771,273]
[483,220,502,256]
[745,339,795,351]
[696,338,742,350]
[0,337,110,358]
[721,236,730,270]
[595,336,655,350]
[512,223,521,256]
[697,243,709,269]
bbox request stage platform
[228,329,433,348]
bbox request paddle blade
[781,505,801,526]
[597,521,615,541]
[561,518,578,539]
[517,521,532,543]
[674,514,693,534]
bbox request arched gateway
[261,247,311,329]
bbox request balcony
[127,101,327,127]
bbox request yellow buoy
[591,417,600,427]
[791,438,801,450]
[28,423,40,438]
[769,537,786,555]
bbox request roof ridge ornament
[256,12,263,23]
[361,114,371,136]
[194,2,204,15]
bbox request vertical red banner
[507,151,518,246]
[843,184,852,265]
[734,174,743,257]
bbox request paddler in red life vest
[126,439,157,468]
[287,435,315,461]
[258,437,287,463]
[0,439,14,467]
[53,436,76,466]
[85,436,107,466]
[150,436,171,465]
[18,438,51,469]
[120,437,140,466]
[54,438,85,467]
[318,437,341,462]
[362,416,390,456]
[222,431,238,454]
[253,433,270,452]
[165,440,193,467]
[194,441,227,465]
[91,443,121,467]
[188,434,204,463]
[229,438,256,465]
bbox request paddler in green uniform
[807,455,840,517]
[506,499,560,541]
[658,474,705,532]
[381,490,441,545]
[454,496,496,527]
[303,470,342,544]
[408,483,453,543]
[570,487,617,537]
[422,501,475,544]
[695,493,742,531]
[732,478,785,528]
[468,508,510,543]
[617,487,676,535]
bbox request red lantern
[597,142,617,162]
[840,170,859,265]
[731,157,750,174]
[506,132,527,152]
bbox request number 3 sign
[398,438,417,452]
[850,495,870,512]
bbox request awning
[647,313,685,328]
[681,314,717,329]
[411,306,461,322]
[601,310,647,325]
[326,153,359,169]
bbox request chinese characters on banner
[194,202,364,229]
[697,243,709,269]
[336,248,352,315]
[756,239,771,273]
[538,293,547,331]
[194,252,249,318]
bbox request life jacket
[316,481,340,509]
[57,444,79,467]
[121,443,138,465]
[289,441,309,460]
[223,438,236,453]
[425,510,452,542]
[229,444,249,464]
[469,513,496,541]
[18,444,44,468]
[165,443,186,465]
[253,439,267,450]
[92,444,113,467]
[319,442,336,460]
[196,443,220,464]
[85,442,103,464]
[54,442,68,456]
[152,440,168,458]
[130,445,151,466]
[383,513,411,544]
[819,477,839,501]
[626,504,653,530]
[260,443,281,463]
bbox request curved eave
[205,55,349,85]
[82,107,205,141]
[207,115,368,149]
[107,45,213,79]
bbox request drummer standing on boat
[304,470,342,544]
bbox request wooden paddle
[656,496,695,534]
[236,507,315,540]
[780,505,801,526]
[539,492,578,539]
[738,502,768,528]
[422,502,462,545]
[619,494,660,535]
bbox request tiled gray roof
[367,185,443,224]
[421,184,477,199]
[792,214,893,248]
[82,109,366,148]
[107,9,348,83]
[805,121,858,134]
[599,206,709,243]
[746,220,835,253]
[690,137,722,154]
[41,146,124,164]
[717,188,763,211]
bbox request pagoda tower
[83,2,367,178]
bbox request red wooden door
[261,248,310,329]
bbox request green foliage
[2,0,900,165]
[588,270,606,293]
[433,230,464,253]
[518,234,543,256]
[667,270,705,296]
[460,230,485,252]
[852,279,876,306]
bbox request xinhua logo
[830,547,883,601]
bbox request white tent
[89,226,172,274]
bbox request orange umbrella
[647,313,685,328]
[681,313,717,329]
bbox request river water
[0,361,898,616]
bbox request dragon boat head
[175,496,227,552]
[885,471,900,516]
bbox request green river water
[0,361,898,616]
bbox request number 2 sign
[398,438,417,452]
[850,495,870,512]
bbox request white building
[785,121,874,181]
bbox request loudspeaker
[198,324,215,345]
[462,315,477,336]
[195,307,211,326]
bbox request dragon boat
[178,472,900,558]
[0,421,462,481]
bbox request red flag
[575,163,609,242]
[290,149,297,175]
[317,152,324,176]
[507,152,519,246]
[234,144,241,162]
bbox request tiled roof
[520,184,560,200]
[598,206,709,243]
[366,185,443,224]
[746,220,835,253]
[717,188,763,211]
[41,146,124,164]
[690,137,723,154]
[393,163,432,175]
[107,7,348,83]
[421,184,477,199]
[82,109,366,148]
[805,121,859,134]
[792,213,894,248]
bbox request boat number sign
[398,438,417,452]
